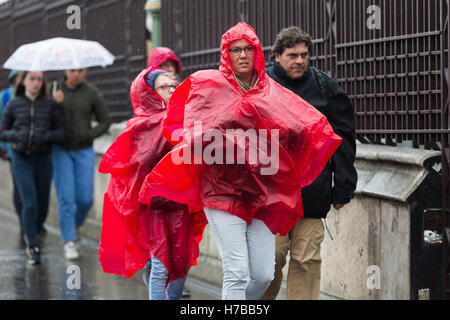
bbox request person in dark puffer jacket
[0,71,65,265]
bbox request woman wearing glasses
[140,22,342,300]
[99,67,207,300]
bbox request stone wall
[320,144,440,300]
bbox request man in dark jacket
[262,27,357,300]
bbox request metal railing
[0,0,147,121]
[161,0,450,299]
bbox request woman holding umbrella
[0,71,65,265]
[51,68,111,261]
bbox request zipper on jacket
[26,101,35,155]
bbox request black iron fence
[162,0,449,299]
[162,0,448,150]
[0,0,147,121]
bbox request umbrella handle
[52,80,58,96]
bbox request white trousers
[204,207,275,300]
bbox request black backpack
[312,66,334,104]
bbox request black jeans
[11,151,52,246]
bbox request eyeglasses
[229,46,256,56]
[156,84,177,92]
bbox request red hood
[130,66,166,117]
[219,22,266,84]
[147,47,182,74]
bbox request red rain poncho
[98,66,206,281]
[139,22,342,236]
[147,47,182,75]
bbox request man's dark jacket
[50,80,111,151]
[0,95,65,155]
[268,61,357,219]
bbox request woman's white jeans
[204,207,275,300]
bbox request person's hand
[333,203,345,210]
[53,90,65,104]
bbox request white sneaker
[64,241,80,260]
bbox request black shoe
[26,245,41,265]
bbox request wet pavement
[0,207,219,300]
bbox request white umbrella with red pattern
[3,37,114,71]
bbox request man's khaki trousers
[261,218,325,300]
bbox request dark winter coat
[267,61,357,219]
[0,94,65,155]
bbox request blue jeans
[149,253,186,300]
[51,145,95,243]
[11,151,52,246]
[204,207,275,300]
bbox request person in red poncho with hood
[139,22,342,300]
[98,66,207,300]
[147,47,182,80]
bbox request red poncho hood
[131,67,167,117]
[98,66,168,179]
[219,22,266,84]
[147,47,182,75]
[139,22,342,236]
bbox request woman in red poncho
[98,66,207,300]
[147,47,182,80]
[139,22,342,300]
